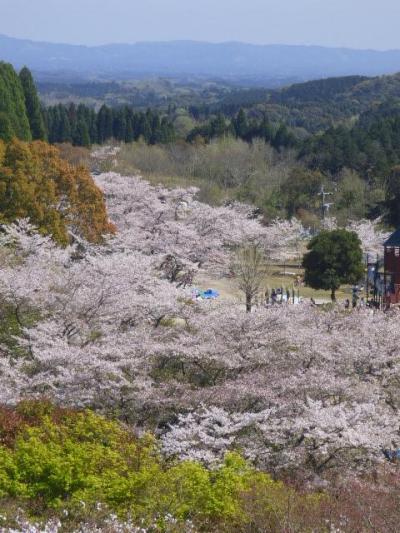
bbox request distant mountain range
[3,34,400,83]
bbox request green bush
[0,401,322,530]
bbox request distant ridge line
[2,33,400,81]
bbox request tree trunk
[331,288,336,302]
[246,293,252,313]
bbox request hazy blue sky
[1,0,399,50]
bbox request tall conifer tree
[0,62,31,142]
[19,66,46,140]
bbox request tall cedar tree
[233,109,248,139]
[19,67,46,141]
[0,139,115,244]
[0,62,31,142]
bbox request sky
[1,0,400,50]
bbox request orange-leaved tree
[0,139,115,244]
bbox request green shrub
[0,401,321,530]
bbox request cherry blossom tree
[347,218,390,258]
[231,245,267,312]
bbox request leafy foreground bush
[1,401,399,532]
[0,401,323,532]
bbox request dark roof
[385,228,400,246]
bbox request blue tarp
[202,289,220,299]
[383,448,400,460]
[193,288,220,299]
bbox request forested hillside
[210,73,400,132]
[300,100,400,175]
[3,60,400,228]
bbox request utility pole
[318,185,334,220]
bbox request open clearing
[196,264,356,304]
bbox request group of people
[265,287,299,306]
[344,285,367,310]
[344,296,366,309]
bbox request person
[286,288,290,303]
[276,287,282,304]
[271,289,277,304]
[352,285,360,308]
[345,299,350,309]
[265,288,270,306]
[360,297,365,309]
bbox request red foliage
[0,399,80,448]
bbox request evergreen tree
[124,107,134,143]
[45,106,61,143]
[88,108,98,144]
[210,113,227,138]
[0,62,31,142]
[302,230,364,301]
[67,103,78,127]
[113,108,127,141]
[160,116,175,144]
[258,115,274,142]
[272,124,296,150]
[138,112,152,143]
[97,105,113,143]
[150,114,162,144]
[19,67,46,140]
[73,120,91,148]
[233,109,248,139]
[57,106,72,143]
[0,112,13,142]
